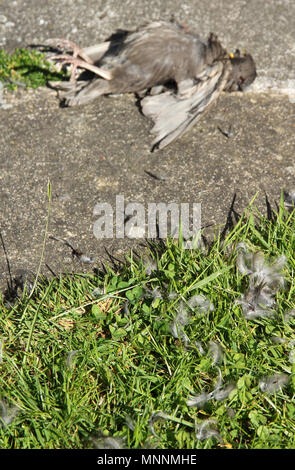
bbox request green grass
[1,199,295,449]
[0,48,67,89]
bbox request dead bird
[48,20,256,149]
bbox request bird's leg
[47,38,112,82]
[50,55,113,81]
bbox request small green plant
[0,48,67,89]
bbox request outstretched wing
[141,60,231,149]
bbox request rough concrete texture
[0,0,294,292]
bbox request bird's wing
[141,60,231,149]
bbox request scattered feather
[188,367,235,408]
[208,341,224,366]
[288,350,295,364]
[170,325,190,346]
[187,294,214,314]
[125,415,136,431]
[271,335,287,344]
[211,367,236,402]
[236,249,254,276]
[168,291,178,300]
[170,301,191,345]
[92,286,104,297]
[182,231,202,250]
[236,281,276,319]
[214,366,223,390]
[0,400,20,426]
[92,436,125,449]
[288,340,295,364]
[125,224,146,238]
[284,190,295,210]
[235,242,247,253]
[236,249,286,291]
[195,419,222,442]
[79,254,96,264]
[49,235,95,264]
[259,373,289,394]
[143,257,158,275]
[283,309,295,322]
[145,286,162,299]
[174,301,190,326]
[148,411,170,437]
[212,382,236,402]
[194,340,206,355]
[66,350,79,369]
[187,391,212,408]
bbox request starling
[49,21,256,149]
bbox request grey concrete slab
[0,0,294,293]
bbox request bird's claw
[49,54,112,81]
[46,38,93,63]
[49,54,82,81]
[47,38,98,81]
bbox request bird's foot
[47,38,112,82]
[49,54,112,82]
[46,38,93,63]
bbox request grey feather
[141,61,230,148]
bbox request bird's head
[225,50,257,92]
